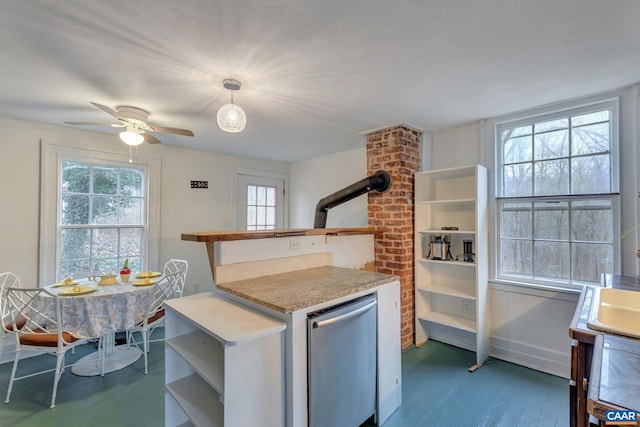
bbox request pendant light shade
[217,79,247,133]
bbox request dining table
[44,273,162,376]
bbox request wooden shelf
[417,312,476,333]
[166,330,225,396]
[166,374,224,427]
[416,284,476,300]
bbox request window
[235,171,287,230]
[59,161,146,278]
[496,100,619,286]
[40,144,160,285]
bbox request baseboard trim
[426,329,570,379]
[489,336,570,379]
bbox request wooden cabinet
[414,165,489,369]
[164,293,286,427]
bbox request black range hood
[313,170,391,228]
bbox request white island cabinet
[164,292,286,427]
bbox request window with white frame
[235,171,287,230]
[40,144,160,285]
[496,100,619,286]
[59,161,146,278]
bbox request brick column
[365,124,421,349]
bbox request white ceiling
[1,0,639,162]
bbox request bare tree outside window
[497,104,617,285]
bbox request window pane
[247,206,256,226]
[91,228,118,260]
[502,125,532,139]
[501,239,532,275]
[247,185,256,205]
[571,200,612,242]
[572,122,609,156]
[60,228,90,261]
[533,241,570,280]
[571,155,610,194]
[267,187,275,206]
[256,206,266,226]
[120,168,143,197]
[571,110,609,127]
[503,135,532,164]
[571,243,613,282]
[534,118,568,133]
[119,197,143,224]
[61,194,89,224]
[92,196,118,224]
[257,186,266,205]
[266,206,275,225]
[503,164,532,197]
[533,202,568,240]
[93,166,118,195]
[534,159,569,195]
[501,203,532,239]
[62,162,89,193]
[120,228,143,256]
[534,130,568,160]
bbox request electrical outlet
[461,300,472,314]
[290,240,301,250]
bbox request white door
[236,173,286,230]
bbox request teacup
[88,274,118,286]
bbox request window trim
[39,143,161,286]
[484,95,622,291]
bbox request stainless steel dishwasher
[307,294,377,427]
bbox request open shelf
[166,374,224,427]
[414,165,488,368]
[166,330,225,396]
[417,312,476,333]
[416,283,476,300]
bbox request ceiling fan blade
[149,125,194,137]
[143,132,162,144]
[90,102,124,120]
[65,121,117,126]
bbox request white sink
[587,287,640,339]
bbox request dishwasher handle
[312,300,377,329]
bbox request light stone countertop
[216,265,397,313]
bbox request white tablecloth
[45,280,157,339]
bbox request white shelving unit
[164,292,286,427]
[414,165,488,370]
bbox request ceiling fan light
[119,130,144,146]
[217,102,246,133]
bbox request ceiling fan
[65,102,194,145]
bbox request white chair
[4,287,88,408]
[162,259,188,297]
[127,271,181,374]
[0,272,21,358]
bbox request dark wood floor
[0,335,568,427]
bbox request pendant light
[217,79,247,133]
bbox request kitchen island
[179,228,402,427]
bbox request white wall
[289,147,368,229]
[0,116,288,295]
